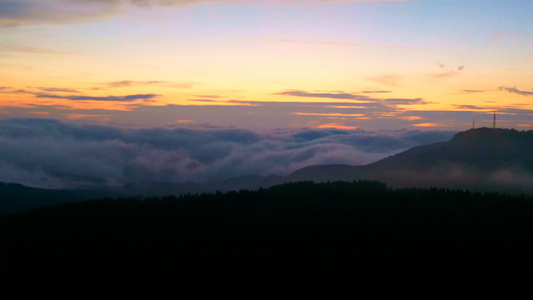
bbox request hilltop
[290,128,533,193]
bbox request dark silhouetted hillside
[0,182,119,214]
[3,181,533,293]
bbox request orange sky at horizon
[1,0,533,131]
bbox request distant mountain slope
[289,128,533,193]
[4,128,533,214]
[425,128,533,170]
[288,142,446,182]
[366,141,446,170]
[0,182,117,214]
[288,164,367,182]
[0,176,287,214]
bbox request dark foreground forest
[3,181,533,291]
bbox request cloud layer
[273,90,378,101]
[0,118,455,189]
[0,0,406,26]
[36,93,160,102]
[500,86,533,97]
[0,87,159,102]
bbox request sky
[1,0,532,131]
[1,1,533,188]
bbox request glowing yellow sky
[1,0,533,130]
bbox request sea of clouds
[0,118,455,189]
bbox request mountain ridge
[289,127,533,193]
[3,127,533,214]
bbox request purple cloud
[35,93,160,102]
[500,86,533,96]
[273,90,379,102]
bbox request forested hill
[290,128,533,193]
[368,127,533,171]
[0,182,122,214]
[3,181,533,291]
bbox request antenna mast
[493,112,496,129]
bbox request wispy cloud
[101,80,194,89]
[315,123,359,130]
[431,62,465,79]
[500,86,533,97]
[457,89,493,94]
[293,112,366,117]
[194,95,222,99]
[186,99,259,106]
[10,98,530,133]
[413,122,449,127]
[453,105,490,110]
[431,70,458,79]
[1,0,409,26]
[367,75,402,86]
[188,99,220,103]
[221,99,385,109]
[383,98,426,105]
[399,116,424,121]
[1,86,160,102]
[37,87,81,93]
[273,90,378,102]
[36,92,160,102]
[67,114,109,120]
[361,90,392,94]
[0,88,35,95]
[104,80,167,88]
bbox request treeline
[3,181,533,289]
